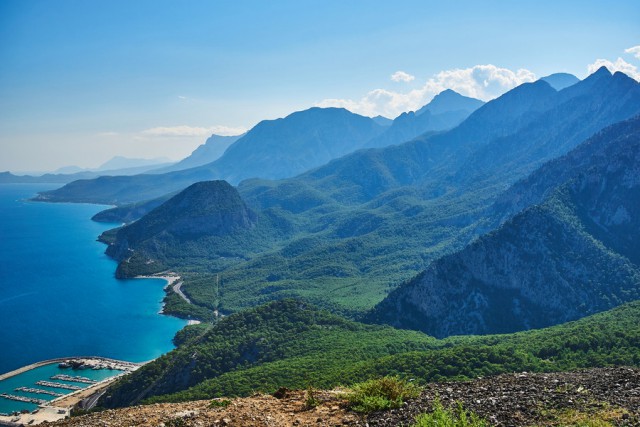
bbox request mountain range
[92,67,640,324]
[33,89,484,205]
[369,115,640,337]
[0,156,175,184]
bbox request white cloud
[587,57,640,81]
[317,64,536,118]
[625,45,640,60]
[141,125,247,138]
[391,71,415,82]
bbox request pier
[35,381,82,391]
[0,393,47,405]
[50,374,97,384]
[0,356,144,425]
[15,387,64,397]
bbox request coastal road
[173,282,192,304]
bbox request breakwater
[35,381,82,391]
[50,375,96,384]
[14,387,63,397]
[0,393,46,405]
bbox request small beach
[136,273,202,325]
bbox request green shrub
[209,398,232,408]
[413,400,487,427]
[304,386,320,409]
[344,376,420,413]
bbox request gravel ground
[367,367,640,426]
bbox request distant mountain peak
[593,65,613,76]
[540,73,580,91]
[98,156,171,171]
[371,115,393,127]
[416,89,484,116]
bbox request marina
[0,357,141,424]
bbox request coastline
[134,274,181,288]
[134,274,201,325]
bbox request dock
[50,374,97,384]
[0,356,144,425]
[15,387,63,397]
[35,381,82,391]
[0,393,47,405]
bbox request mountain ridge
[95,69,640,319]
[368,115,640,337]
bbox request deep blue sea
[0,184,186,375]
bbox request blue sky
[1,0,639,172]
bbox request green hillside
[99,299,640,408]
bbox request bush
[304,386,320,409]
[209,399,232,408]
[413,400,487,427]
[344,376,420,413]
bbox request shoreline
[134,273,181,288]
[134,274,201,326]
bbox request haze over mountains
[34,89,485,205]
[151,134,244,174]
[365,90,485,149]
[0,156,175,184]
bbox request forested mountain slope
[369,115,640,337]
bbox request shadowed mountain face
[368,115,640,337]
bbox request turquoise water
[0,363,120,414]
[0,184,186,375]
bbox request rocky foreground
[47,367,640,427]
[369,367,640,426]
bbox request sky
[1,0,639,172]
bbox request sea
[0,183,186,375]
